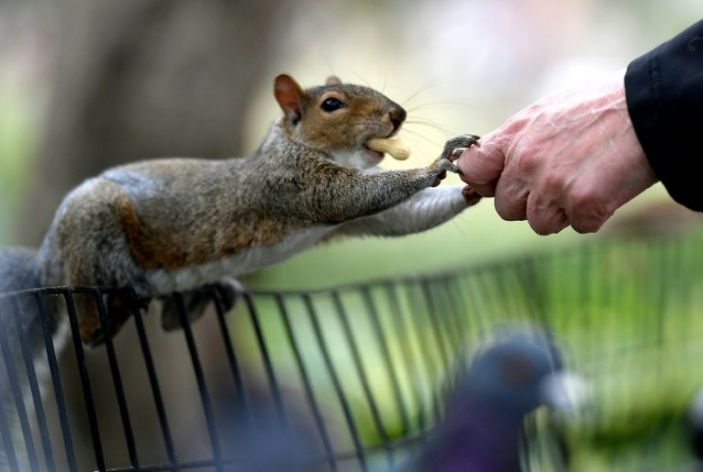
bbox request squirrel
[1,74,480,347]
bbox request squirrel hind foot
[160,280,241,332]
[78,292,146,347]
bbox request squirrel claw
[441,133,481,162]
[83,327,105,348]
[432,170,448,187]
[161,278,242,331]
[463,185,482,206]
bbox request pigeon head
[460,328,567,415]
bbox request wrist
[612,77,658,187]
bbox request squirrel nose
[388,106,407,132]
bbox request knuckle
[515,151,539,176]
[540,172,565,194]
[503,116,526,133]
[569,183,599,210]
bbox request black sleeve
[625,20,703,211]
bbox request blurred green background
[2,0,703,470]
[0,0,700,289]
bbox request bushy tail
[0,247,44,470]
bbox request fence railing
[1,233,703,471]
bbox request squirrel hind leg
[78,292,145,347]
[160,279,242,332]
[160,291,208,331]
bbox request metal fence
[1,233,703,471]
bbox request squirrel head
[274,74,407,169]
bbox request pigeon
[412,326,587,472]
[216,395,322,472]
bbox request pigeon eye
[321,97,345,112]
[501,355,536,386]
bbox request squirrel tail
[0,247,51,469]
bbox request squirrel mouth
[362,132,394,159]
[362,145,385,160]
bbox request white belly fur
[146,225,337,293]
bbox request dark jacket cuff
[625,20,703,211]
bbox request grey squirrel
[4,74,480,346]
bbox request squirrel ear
[325,75,342,85]
[274,74,306,124]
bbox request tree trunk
[21,0,287,245]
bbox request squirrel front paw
[427,157,458,187]
[427,134,481,186]
[440,133,480,162]
[441,133,480,177]
[462,185,482,206]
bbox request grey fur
[0,248,55,470]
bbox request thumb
[456,131,507,197]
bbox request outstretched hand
[457,77,658,234]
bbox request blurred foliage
[226,230,703,469]
[0,91,33,245]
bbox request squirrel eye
[321,97,345,112]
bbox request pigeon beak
[689,388,703,427]
[539,370,591,417]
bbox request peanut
[366,138,411,161]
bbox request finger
[526,193,569,235]
[570,213,609,234]
[456,146,499,196]
[468,181,497,197]
[494,177,528,221]
[565,184,615,234]
[456,132,506,188]
[568,200,613,234]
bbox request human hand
[457,77,658,234]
